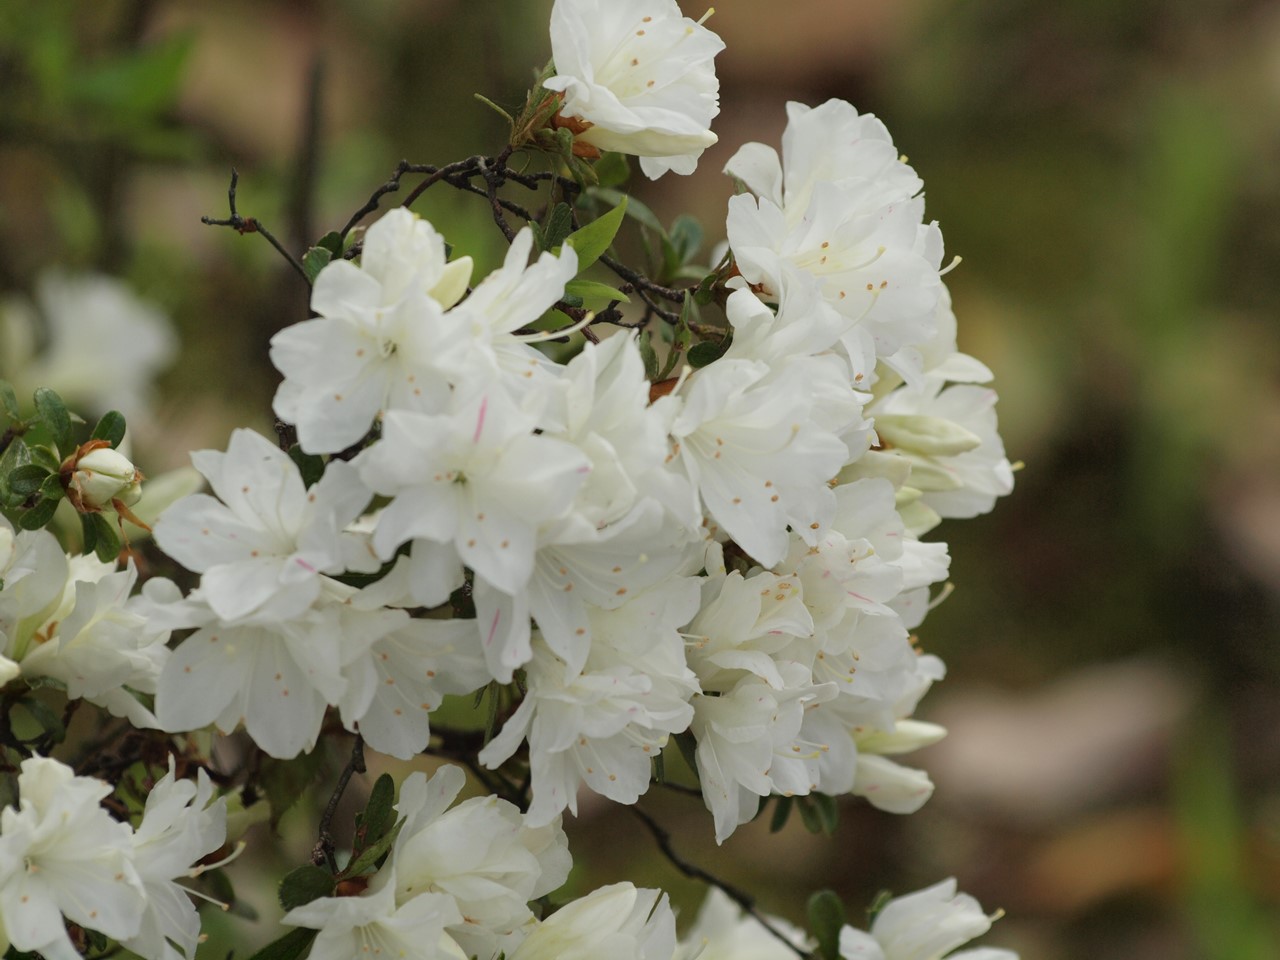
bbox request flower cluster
[0,1,1021,958]
[0,756,226,960]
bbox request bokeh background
[3,1,1280,958]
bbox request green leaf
[27,445,61,474]
[540,202,574,253]
[687,337,731,368]
[563,279,630,305]
[15,696,66,745]
[316,231,344,258]
[353,773,396,854]
[17,497,59,530]
[0,380,18,421]
[673,731,700,779]
[796,796,823,834]
[244,927,318,960]
[91,515,122,564]
[259,748,328,831]
[693,271,718,306]
[80,512,99,553]
[89,410,127,448]
[278,864,335,911]
[302,246,333,284]
[8,464,50,499]
[474,92,515,126]
[652,750,666,784]
[203,867,258,921]
[37,473,63,503]
[592,188,665,235]
[288,447,326,489]
[769,795,793,833]
[807,889,848,960]
[594,152,631,189]
[637,331,660,381]
[32,388,71,452]
[812,792,839,834]
[669,215,703,264]
[343,818,403,879]
[560,196,627,271]
[0,437,32,508]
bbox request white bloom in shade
[150,590,358,759]
[677,888,811,960]
[0,757,146,960]
[0,519,69,666]
[725,99,944,360]
[670,358,849,567]
[155,429,372,623]
[480,578,701,824]
[386,765,572,960]
[2,270,176,423]
[284,872,467,960]
[271,208,473,452]
[544,0,725,179]
[123,761,228,960]
[507,882,677,960]
[338,607,490,761]
[18,558,170,728]
[838,878,1016,960]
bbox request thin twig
[629,804,811,959]
[312,735,365,871]
[201,170,309,282]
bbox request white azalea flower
[271,208,474,452]
[507,882,676,960]
[386,765,572,960]
[545,0,725,178]
[0,757,147,960]
[123,761,228,960]
[283,872,467,960]
[838,878,1016,960]
[155,428,372,624]
[725,99,944,361]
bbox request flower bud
[874,414,983,457]
[65,446,143,513]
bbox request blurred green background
[3,1,1280,958]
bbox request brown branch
[629,804,812,959]
[201,170,309,283]
[312,734,365,871]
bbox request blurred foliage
[2,2,1279,959]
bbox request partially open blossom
[544,0,725,178]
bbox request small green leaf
[652,750,666,784]
[769,795,793,833]
[592,188,665,235]
[796,796,823,834]
[33,388,71,451]
[594,152,631,188]
[8,464,50,498]
[80,512,99,553]
[0,437,32,508]
[90,410,128,448]
[38,473,63,502]
[812,792,839,835]
[669,215,703,264]
[560,196,627,271]
[91,515,121,563]
[693,271,718,306]
[673,731,700,778]
[302,246,333,284]
[288,447,326,489]
[866,889,894,926]
[474,92,515,126]
[0,380,18,421]
[28,445,61,474]
[637,331,659,381]
[343,818,403,879]
[354,773,397,853]
[23,675,67,693]
[278,864,335,911]
[316,231,344,258]
[15,696,66,745]
[807,889,848,960]
[244,927,318,960]
[18,497,59,530]
[563,279,630,305]
[540,202,574,253]
[687,338,730,368]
